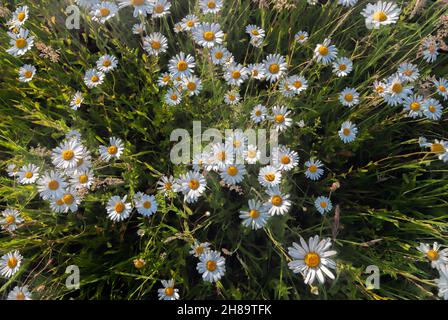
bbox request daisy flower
[314,38,338,65]
[244,144,261,164]
[70,91,84,110]
[402,94,424,118]
[134,192,158,217]
[168,52,195,78]
[183,75,202,96]
[70,169,94,189]
[332,57,353,77]
[158,279,179,300]
[338,121,358,143]
[84,68,105,88]
[157,175,179,195]
[294,31,309,43]
[418,137,448,163]
[11,6,29,27]
[422,98,443,121]
[247,63,266,80]
[151,0,171,18]
[132,23,146,34]
[60,188,81,213]
[339,87,360,107]
[434,78,448,100]
[18,64,36,82]
[264,186,291,216]
[190,241,211,257]
[338,0,358,6]
[52,138,85,170]
[287,75,308,95]
[288,235,337,285]
[7,164,18,177]
[165,88,183,106]
[304,158,324,181]
[263,54,287,83]
[1,208,23,232]
[416,242,448,269]
[224,91,240,105]
[91,1,119,23]
[224,63,249,87]
[106,195,132,222]
[314,196,332,215]
[422,38,439,63]
[373,80,386,96]
[97,54,118,73]
[99,137,124,161]
[197,250,226,283]
[436,265,448,300]
[192,22,224,48]
[258,165,282,188]
[239,199,270,230]
[7,286,32,300]
[210,143,234,170]
[17,164,40,184]
[117,0,153,17]
[6,28,34,57]
[181,14,199,31]
[0,250,23,278]
[384,74,412,106]
[271,105,293,132]
[220,164,246,185]
[246,25,265,39]
[210,45,232,65]
[50,198,65,213]
[279,79,296,97]
[251,104,267,123]
[143,32,168,56]
[157,72,171,87]
[361,1,401,29]
[173,22,184,33]
[273,146,299,172]
[397,62,419,82]
[179,170,207,203]
[37,171,67,200]
[199,0,223,14]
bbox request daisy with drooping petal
[338,121,358,143]
[338,0,358,6]
[422,98,443,121]
[91,1,119,23]
[199,0,223,14]
[314,196,332,215]
[143,32,168,56]
[332,57,353,77]
[157,175,179,196]
[397,62,419,82]
[60,188,81,213]
[288,235,337,285]
[132,23,146,34]
[168,52,195,78]
[264,186,291,216]
[84,68,105,88]
[99,137,124,161]
[6,28,34,57]
[224,63,249,87]
[165,88,183,106]
[52,138,85,170]
[263,54,287,83]
[361,1,401,29]
[17,164,40,184]
[436,265,448,300]
[304,158,324,181]
[179,170,207,203]
[97,54,118,73]
[434,78,448,100]
[151,0,171,18]
[239,199,270,230]
[117,0,153,17]
[197,250,226,283]
[220,164,246,185]
[7,285,32,300]
[418,137,448,163]
[422,38,439,63]
[339,87,360,107]
[1,208,23,232]
[416,242,448,269]
[402,94,424,118]
[70,91,84,110]
[273,146,299,172]
[258,165,282,188]
[192,22,224,48]
[181,14,199,30]
[190,241,211,257]
[158,279,179,300]
[0,250,23,278]
[106,195,132,222]
[244,144,261,164]
[314,38,338,65]
[251,104,267,123]
[294,31,309,43]
[37,171,67,200]
[224,90,240,105]
[18,64,36,82]
[11,6,29,27]
[134,192,158,217]
[247,63,265,80]
[271,105,293,132]
[210,45,232,65]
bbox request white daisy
[294,31,309,43]
[99,136,124,161]
[418,137,448,163]
[197,250,226,283]
[173,22,184,33]
[422,98,443,121]
[263,54,287,83]
[37,171,67,200]
[143,32,168,56]
[83,68,105,88]
[0,250,23,278]
[179,170,207,203]
[210,45,232,65]
[397,62,419,82]
[70,91,84,110]
[168,52,195,78]
[264,186,291,216]
[250,104,267,123]
[314,196,332,215]
[373,80,387,96]
[7,285,32,300]
[181,14,199,31]
[258,165,282,188]
[199,0,223,14]
[338,121,358,143]
[17,164,40,184]
[157,72,171,87]
[6,28,34,57]
[339,87,360,107]
[288,235,337,285]
[182,75,202,96]
[52,138,85,170]
[273,146,299,172]
[158,279,179,300]
[117,0,153,17]
[239,199,270,230]
[165,88,183,106]
[97,54,118,73]
[50,197,66,213]
[402,94,424,118]
[192,22,224,48]
[134,192,158,217]
[416,242,448,269]
[422,38,439,63]
[18,64,36,82]
[70,169,94,189]
[332,57,353,77]
[304,158,324,181]
[224,63,249,87]
[132,23,146,34]
[287,75,308,95]
[271,105,293,132]
[190,241,211,257]
[11,6,29,27]
[91,1,119,23]
[60,188,81,213]
[151,0,171,18]
[7,164,18,177]
[246,25,265,39]
[224,91,240,105]
[220,164,246,185]
[106,195,132,222]
[434,78,448,100]
[247,63,266,80]
[384,74,413,106]
[314,38,338,65]
[361,1,401,29]
[157,175,179,196]
[1,208,23,232]
[244,144,261,164]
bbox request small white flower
[60,188,82,213]
[132,23,146,34]
[258,165,282,188]
[7,285,32,300]
[1,208,23,232]
[271,105,293,132]
[339,87,360,107]
[190,241,211,257]
[99,137,124,161]
[165,88,183,106]
[97,54,118,73]
[247,63,266,80]
[220,164,246,185]
[244,145,261,164]
[84,68,105,88]
[18,64,36,82]
[251,104,267,123]
[168,52,195,78]
[181,14,199,30]
[434,78,448,100]
[239,199,270,230]
[422,38,439,63]
[157,175,179,196]
[70,91,84,110]
[416,242,448,270]
[91,2,119,23]
[70,169,94,189]
[52,138,85,170]
[263,54,287,83]
[294,31,309,43]
[304,158,324,181]
[192,22,224,48]
[158,279,179,300]
[106,195,132,222]
[11,6,29,27]
[264,186,291,216]
[183,75,202,96]
[143,32,168,56]
[314,38,338,65]
[157,72,171,87]
[402,94,424,118]
[383,74,412,106]
[199,0,223,14]
[6,28,34,57]
[273,145,299,172]
[397,62,419,82]
[332,57,353,77]
[210,45,232,65]
[246,25,265,39]
[361,1,401,30]
[224,91,240,105]
[0,250,23,278]
[224,63,249,87]
[422,98,443,121]
[117,0,153,17]
[314,196,332,215]
[338,121,358,143]
[134,192,158,217]
[37,171,67,200]
[436,265,448,300]
[179,170,207,203]
[17,164,40,184]
[151,0,171,18]
[197,250,226,283]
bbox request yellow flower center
[207,1,216,9]
[164,182,172,190]
[410,102,420,111]
[150,40,161,50]
[24,70,33,78]
[16,292,25,300]
[373,11,387,22]
[134,259,145,269]
[162,75,170,82]
[48,180,60,190]
[375,85,384,94]
[308,165,317,173]
[320,201,327,208]
[228,95,235,101]
[252,69,259,76]
[195,246,204,255]
[233,140,241,148]
[274,114,285,123]
[391,83,403,94]
[164,287,174,296]
[247,150,257,158]
[56,199,64,206]
[217,151,226,161]
[206,260,217,271]
[132,0,145,5]
[428,105,436,113]
[249,209,260,219]
[17,12,26,21]
[16,38,27,49]
[251,29,259,36]
[403,69,413,76]
[280,155,291,164]
[438,85,446,92]
[268,63,280,74]
[318,45,329,56]
[25,171,33,179]
[103,59,111,67]
[304,252,320,268]
[5,215,15,224]
[62,150,75,161]
[226,166,238,176]
[255,110,262,116]
[187,82,196,91]
[62,194,75,205]
[215,51,223,59]
[271,195,283,206]
[7,257,17,269]
[107,145,118,155]
[338,64,347,71]
[186,20,194,28]
[293,81,302,89]
[154,4,164,13]
[231,70,241,79]
[203,31,215,41]
[115,202,125,213]
[431,143,445,153]
[344,93,353,102]
[343,128,351,136]
[189,179,200,190]
[91,75,99,83]
[170,94,178,101]
[75,97,82,104]
[265,173,276,182]
[100,7,110,17]
[426,249,439,261]
[79,175,88,184]
[177,60,187,71]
